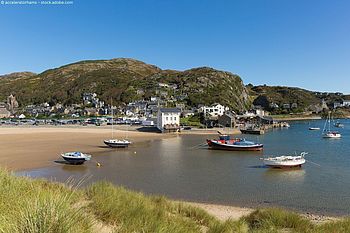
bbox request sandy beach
[0,126,174,171]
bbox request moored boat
[322,131,341,138]
[262,152,307,168]
[61,152,91,165]
[207,134,263,151]
[322,112,341,138]
[309,127,320,130]
[104,98,132,148]
[104,139,131,148]
[334,122,344,128]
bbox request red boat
[207,135,263,151]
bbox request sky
[0,0,349,93]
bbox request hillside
[0,58,250,112]
[0,72,36,79]
[249,85,324,113]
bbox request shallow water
[18,119,350,215]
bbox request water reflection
[263,168,306,183]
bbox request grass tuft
[244,208,313,232]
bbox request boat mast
[111,98,114,139]
[322,112,329,134]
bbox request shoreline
[183,201,339,224]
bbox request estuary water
[18,119,350,215]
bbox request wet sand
[0,126,173,171]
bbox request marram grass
[0,168,349,232]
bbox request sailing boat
[322,112,341,138]
[104,100,131,148]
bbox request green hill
[0,58,250,112]
[249,85,322,113]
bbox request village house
[84,108,98,116]
[126,101,148,116]
[157,108,181,133]
[333,100,350,109]
[199,103,229,118]
[343,100,350,107]
[82,93,97,105]
[333,102,343,109]
[218,111,236,128]
[82,93,104,108]
[269,102,279,109]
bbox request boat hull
[206,140,263,151]
[309,127,320,130]
[104,141,130,148]
[263,158,305,168]
[61,157,87,165]
[264,160,305,168]
[323,133,341,138]
[265,164,304,168]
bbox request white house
[199,103,229,118]
[343,100,350,107]
[157,108,181,132]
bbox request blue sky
[0,0,349,93]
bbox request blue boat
[61,152,91,165]
[207,135,263,151]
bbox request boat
[281,122,290,128]
[334,122,344,128]
[309,127,320,130]
[104,99,131,148]
[61,152,91,165]
[104,139,131,148]
[262,152,307,168]
[207,134,263,151]
[322,112,341,138]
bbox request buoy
[96,162,101,167]
[134,151,137,154]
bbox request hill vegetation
[0,58,250,112]
[249,85,321,113]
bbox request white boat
[309,127,320,130]
[61,152,91,165]
[104,139,131,148]
[322,112,341,138]
[334,122,344,128]
[104,99,131,148]
[262,152,307,168]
